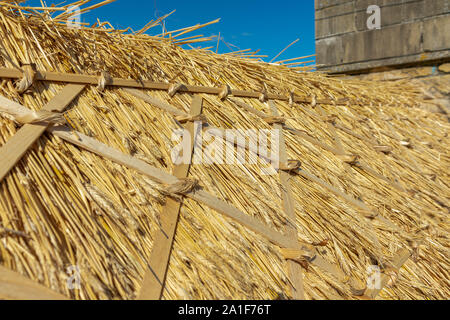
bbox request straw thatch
[0,1,448,300]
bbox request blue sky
[25,0,315,63]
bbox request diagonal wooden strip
[0,266,68,300]
[47,126,294,249]
[334,123,378,146]
[313,106,384,250]
[269,100,305,300]
[0,84,85,183]
[138,96,203,300]
[363,248,412,300]
[355,162,406,192]
[229,97,268,118]
[189,186,294,248]
[49,126,360,292]
[286,128,343,155]
[124,88,187,117]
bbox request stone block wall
[315,0,450,74]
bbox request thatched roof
[0,1,448,300]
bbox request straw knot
[338,154,361,166]
[323,114,338,124]
[168,82,184,98]
[165,178,199,195]
[175,114,208,124]
[218,84,231,101]
[16,63,36,94]
[400,139,412,148]
[289,90,295,107]
[264,116,286,125]
[310,95,317,108]
[97,71,112,92]
[374,145,393,154]
[279,160,302,172]
[259,87,268,103]
[15,110,66,125]
[384,267,399,288]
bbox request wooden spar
[0,266,68,300]
[137,96,203,300]
[46,126,294,249]
[269,100,305,300]
[0,84,85,183]
[124,88,187,117]
[316,105,346,155]
[0,67,348,105]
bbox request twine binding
[97,71,112,92]
[16,63,36,94]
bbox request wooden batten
[137,96,203,300]
[269,100,305,300]
[0,67,347,105]
[0,266,68,300]
[0,84,86,182]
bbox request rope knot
[168,83,184,98]
[16,63,36,94]
[374,145,393,154]
[218,84,231,101]
[338,154,361,166]
[97,71,112,92]
[164,178,199,195]
[279,160,302,172]
[15,110,66,125]
[259,87,268,103]
[289,90,295,107]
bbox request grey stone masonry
[315,0,450,73]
